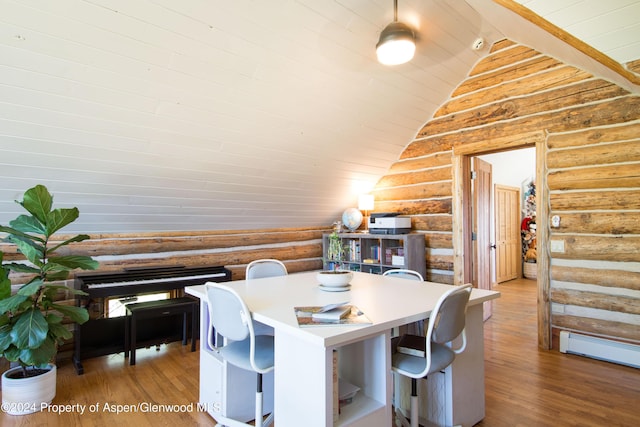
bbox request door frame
[451,132,551,349]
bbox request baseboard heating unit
[559,331,640,368]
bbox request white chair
[245,259,287,336]
[246,259,288,279]
[205,282,274,427]
[382,269,424,281]
[383,269,425,336]
[392,284,472,427]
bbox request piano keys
[73,265,231,374]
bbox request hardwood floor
[478,278,640,427]
[0,341,210,426]
[1,278,638,426]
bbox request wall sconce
[376,0,416,65]
[358,194,374,232]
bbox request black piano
[73,265,231,374]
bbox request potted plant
[325,231,346,271]
[318,231,352,288]
[0,184,98,415]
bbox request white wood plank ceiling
[0,0,638,233]
[515,0,640,64]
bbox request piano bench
[124,297,198,366]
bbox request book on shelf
[338,378,360,407]
[294,304,371,327]
[397,334,426,357]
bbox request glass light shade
[376,21,415,65]
[358,194,374,211]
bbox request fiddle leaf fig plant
[0,185,99,377]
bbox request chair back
[246,259,288,279]
[205,282,254,346]
[383,269,424,281]
[429,284,472,347]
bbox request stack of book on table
[294,302,371,327]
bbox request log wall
[0,226,327,359]
[371,39,640,345]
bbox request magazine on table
[294,302,371,327]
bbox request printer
[368,213,411,234]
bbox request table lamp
[358,194,374,232]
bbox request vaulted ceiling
[514,0,640,65]
[0,0,638,233]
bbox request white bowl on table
[316,271,353,288]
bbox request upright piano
[73,265,231,374]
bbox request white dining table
[186,270,499,427]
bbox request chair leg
[255,373,263,427]
[394,377,419,427]
[254,373,274,427]
[410,378,419,427]
[210,372,272,427]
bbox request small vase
[1,364,56,415]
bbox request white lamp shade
[376,21,415,65]
[358,194,374,211]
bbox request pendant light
[376,0,416,65]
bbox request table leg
[130,312,137,366]
[191,304,197,352]
[124,311,130,359]
[182,311,188,346]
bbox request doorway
[477,148,536,286]
[451,133,552,349]
[472,157,493,321]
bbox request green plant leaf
[16,279,43,297]
[41,284,87,297]
[0,255,10,300]
[8,237,44,266]
[48,234,91,254]
[4,345,20,362]
[19,185,52,225]
[48,321,72,341]
[48,255,99,271]
[50,303,89,324]
[0,276,10,300]
[2,262,40,275]
[43,270,71,282]
[45,312,63,324]
[0,323,13,352]
[0,293,28,315]
[0,225,45,244]
[11,308,48,349]
[19,335,56,367]
[9,214,46,235]
[46,208,79,236]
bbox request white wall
[479,148,535,188]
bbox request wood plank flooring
[477,278,640,427]
[1,278,639,426]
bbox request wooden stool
[125,297,198,365]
